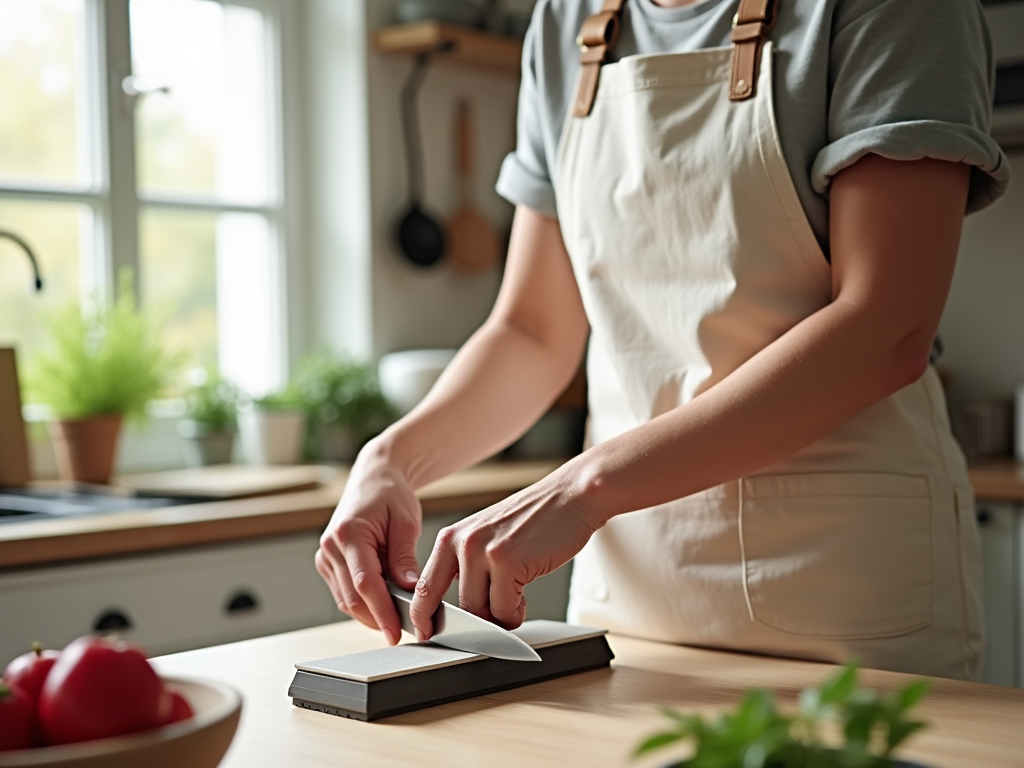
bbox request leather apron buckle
[570,0,780,115]
[729,0,780,101]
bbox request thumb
[388,516,421,590]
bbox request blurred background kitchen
[0,0,1022,686]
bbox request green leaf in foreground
[633,662,930,768]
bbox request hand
[315,448,422,646]
[409,468,601,638]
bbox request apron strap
[570,0,780,117]
[571,0,625,117]
[729,0,779,101]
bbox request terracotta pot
[48,414,123,484]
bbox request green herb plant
[292,350,395,440]
[27,270,183,421]
[183,374,242,431]
[633,662,929,768]
[253,387,303,411]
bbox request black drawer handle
[977,508,991,526]
[226,590,260,615]
[93,609,133,634]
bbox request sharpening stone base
[288,634,614,721]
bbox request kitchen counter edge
[0,460,561,570]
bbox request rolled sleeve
[495,1,560,218]
[812,121,1010,213]
[496,152,559,217]
[812,0,1011,213]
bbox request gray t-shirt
[496,0,1011,253]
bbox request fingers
[386,514,422,591]
[489,566,528,629]
[314,548,342,605]
[411,527,460,640]
[457,529,494,623]
[317,537,376,628]
[341,539,402,646]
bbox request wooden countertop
[153,621,1024,768]
[0,461,560,570]
[968,461,1024,503]
[2,458,1018,571]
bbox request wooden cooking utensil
[447,100,500,274]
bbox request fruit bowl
[0,677,241,768]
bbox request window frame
[0,0,299,392]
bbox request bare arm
[373,208,590,489]
[315,206,589,644]
[565,155,969,514]
[410,155,971,633]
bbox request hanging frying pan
[396,54,445,267]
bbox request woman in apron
[316,0,1010,680]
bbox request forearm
[565,155,969,527]
[362,207,588,490]
[566,296,919,524]
[368,318,583,490]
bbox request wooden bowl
[0,677,241,768]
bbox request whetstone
[288,620,614,721]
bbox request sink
[0,488,205,524]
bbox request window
[0,0,288,397]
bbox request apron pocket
[741,472,933,639]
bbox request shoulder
[828,0,988,40]
[771,0,987,45]
[525,0,594,54]
[521,0,598,93]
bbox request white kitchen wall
[306,0,1022,417]
[939,150,1024,412]
[303,0,532,360]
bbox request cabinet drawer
[0,533,340,661]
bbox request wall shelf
[373,21,523,75]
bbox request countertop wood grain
[0,461,560,570]
[152,621,1024,768]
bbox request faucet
[0,230,43,291]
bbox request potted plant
[237,387,307,466]
[634,662,932,768]
[293,350,395,462]
[26,271,181,484]
[178,372,242,467]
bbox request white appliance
[986,1,1024,147]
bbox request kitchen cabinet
[977,501,1023,686]
[0,462,563,662]
[0,533,338,662]
[0,509,570,665]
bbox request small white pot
[378,349,457,416]
[237,407,306,465]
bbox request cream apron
[556,1,984,680]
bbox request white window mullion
[99,0,139,300]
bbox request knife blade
[388,582,541,662]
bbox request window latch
[120,75,170,116]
